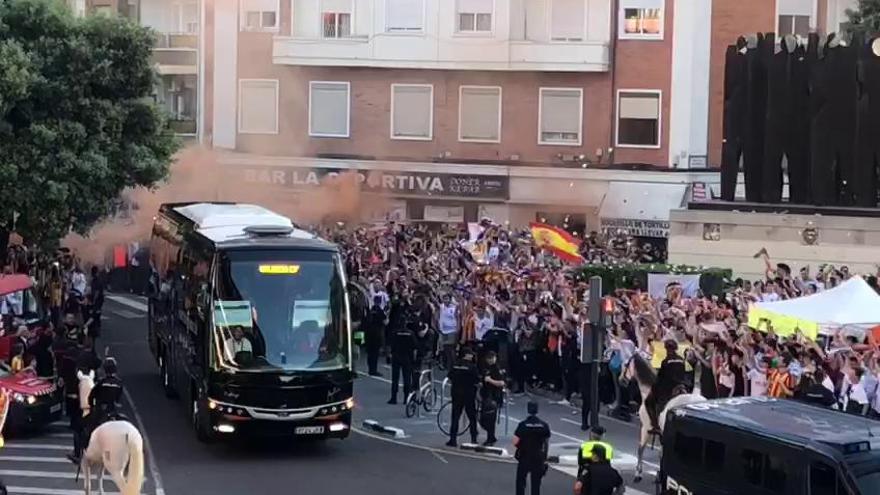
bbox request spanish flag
[529,222,584,264]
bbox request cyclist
[480,351,505,446]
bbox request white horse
[621,353,706,482]
[76,371,145,495]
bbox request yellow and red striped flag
[529,222,584,264]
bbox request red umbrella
[0,274,32,296]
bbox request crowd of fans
[320,220,880,421]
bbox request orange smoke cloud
[62,146,387,266]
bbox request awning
[599,182,687,238]
[0,274,32,296]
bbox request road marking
[560,417,581,427]
[106,294,148,312]
[111,309,143,319]
[0,456,68,463]
[0,469,102,480]
[3,443,69,450]
[46,432,73,439]
[122,387,166,495]
[7,487,143,495]
[431,450,449,464]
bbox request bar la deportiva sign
[242,166,509,200]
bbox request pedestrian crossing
[2,421,156,495]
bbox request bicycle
[436,393,482,437]
[405,367,437,418]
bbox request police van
[659,396,880,495]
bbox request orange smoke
[62,146,386,266]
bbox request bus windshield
[213,249,349,372]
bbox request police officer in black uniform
[645,340,686,432]
[446,348,480,447]
[388,311,417,405]
[68,357,124,464]
[513,401,551,495]
[480,351,505,446]
[364,296,387,376]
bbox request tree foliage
[0,0,179,246]
[847,0,880,37]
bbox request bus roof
[673,397,880,452]
[162,202,335,250]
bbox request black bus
[148,202,360,442]
[660,396,880,495]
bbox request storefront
[215,152,718,232]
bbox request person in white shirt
[369,279,389,311]
[71,266,87,297]
[225,326,253,360]
[437,294,459,367]
[843,367,869,416]
[748,359,769,397]
[474,306,494,341]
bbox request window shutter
[541,89,581,136]
[239,81,278,134]
[387,0,424,30]
[551,0,585,40]
[620,94,659,119]
[310,82,350,136]
[322,0,352,12]
[460,87,501,141]
[393,86,432,138]
[458,0,493,14]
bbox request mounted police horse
[620,353,705,483]
[76,371,144,495]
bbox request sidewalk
[353,361,661,492]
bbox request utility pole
[580,276,607,429]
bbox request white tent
[748,276,880,339]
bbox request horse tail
[122,429,145,495]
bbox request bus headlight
[12,393,36,405]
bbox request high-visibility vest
[580,440,614,461]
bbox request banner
[647,273,701,299]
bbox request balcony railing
[154,33,198,50]
[169,119,197,135]
[152,49,197,68]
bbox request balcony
[169,119,197,135]
[274,0,610,72]
[152,33,198,75]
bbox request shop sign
[600,218,670,238]
[240,166,509,200]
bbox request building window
[617,90,661,148]
[238,79,279,135]
[240,0,278,31]
[458,86,502,143]
[778,15,811,37]
[538,88,583,146]
[551,0,585,41]
[172,2,199,33]
[309,81,351,138]
[777,0,813,38]
[619,0,663,39]
[323,0,353,38]
[386,0,424,32]
[457,0,493,33]
[391,84,433,140]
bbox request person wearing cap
[513,401,551,495]
[644,339,686,432]
[577,426,614,474]
[69,357,124,464]
[575,444,624,495]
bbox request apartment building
[72,0,203,139]
[88,0,862,237]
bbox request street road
[9,294,588,495]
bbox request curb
[362,419,406,439]
[459,443,510,457]
[548,454,578,466]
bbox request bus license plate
[295,426,324,435]
[50,403,62,413]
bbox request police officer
[576,445,624,495]
[645,340,686,432]
[364,296,387,376]
[69,357,124,464]
[446,348,480,447]
[388,311,417,405]
[577,426,614,475]
[480,351,505,446]
[513,401,551,495]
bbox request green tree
[0,0,179,247]
[847,0,880,37]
